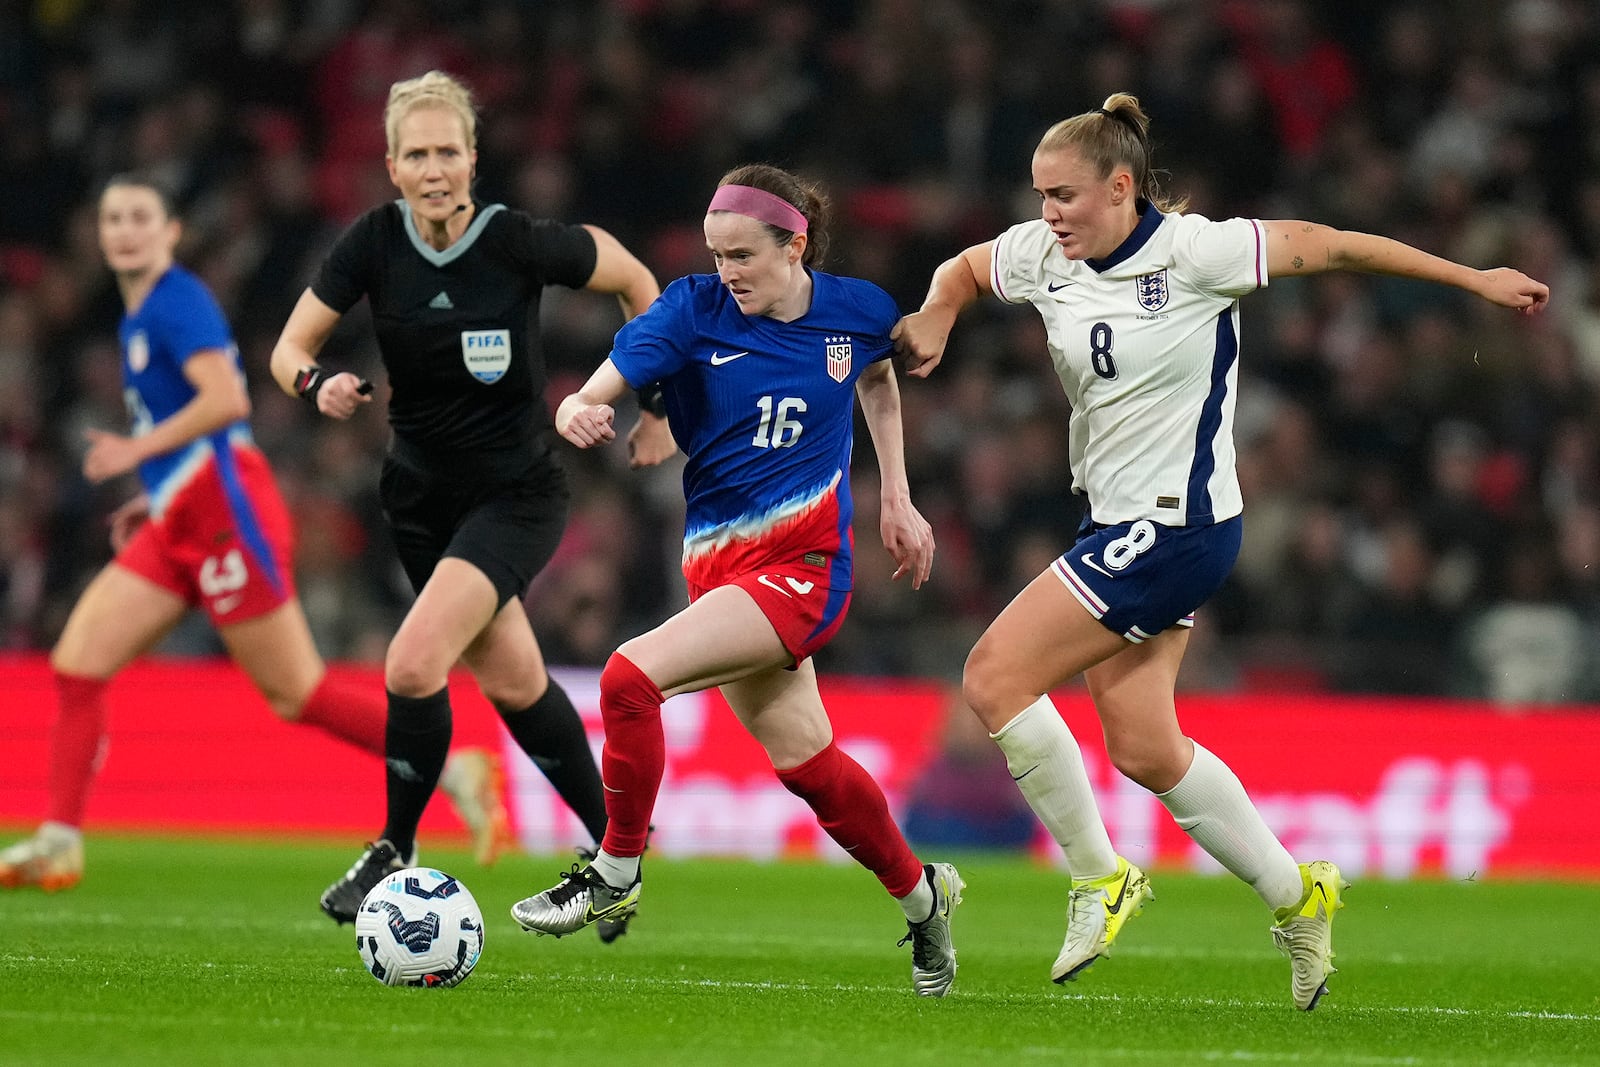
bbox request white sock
[1156,742,1302,910]
[897,868,935,923]
[589,849,639,888]
[990,696,1118,880]
[39,821,82,843]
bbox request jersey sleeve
[504,213,599,290]
[1171,214,1268,298]
[310,209,380,313]
[609,278,695,387]
[989,220,1055,305]
[154,274,233,360]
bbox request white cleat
[1051,855,1153,983]
[1272,859,1348,1011]
[439,748,513,866]
[0,823,84,892]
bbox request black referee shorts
[378,449,569,608]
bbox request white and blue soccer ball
[355,867,484,988]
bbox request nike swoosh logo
[1307,881,1331,917]
[756,574,793,598]
[1047,281,1073,292]
[213,593,245,614]
[709,350,750,366]
[1104,872,1131,916]
[1079,553,1113,578]
[1011,764,1040,782]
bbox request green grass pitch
[2,833,1596,1066]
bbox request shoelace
[896,925,935,967]
[1065,886,1108,947]
[544,863,597,906]
[896,905,942,967]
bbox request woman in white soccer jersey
[895,92,1548,1010]
[510,163,963,998]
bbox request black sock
[497,680,607,842]
[381,687,452,857]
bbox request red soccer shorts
[117,447,297,626]
[688,563,850,665]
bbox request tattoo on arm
[1292,256,1304,269]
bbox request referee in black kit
[270,70,667,938]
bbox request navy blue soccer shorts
[1050,515,1242,642]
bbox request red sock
[777,741,925,899]
[47,672,110,827]
[297,674,386,757]
[597,652,664,857]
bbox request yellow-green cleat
[1051,855,1153,983]
[1271,860,1348,1010]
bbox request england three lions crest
[825,336,853,383]
[1135,270,1169,312]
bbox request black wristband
[636,383,667,417]
[293,365,325,403]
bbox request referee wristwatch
[293,365,326,403]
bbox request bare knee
[384,651,447,700]
[961,644,1029,733]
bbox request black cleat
[319,839,412,924]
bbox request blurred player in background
[0,174,506,892]
[895,92,1549,1010]
[510,164,964,998]
[269,71,665,939]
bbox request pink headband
[707,184,808,234]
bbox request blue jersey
[119,265,253,515]
[609,271,898,586]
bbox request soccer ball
[354,867,484,988]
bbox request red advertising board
[3,655,1597,878]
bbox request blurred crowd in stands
[3,0,1600,706]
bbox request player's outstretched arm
[894,241,995,379]
[1261,221,1550,314]
[856,359,934,588]
[556,358,629,449]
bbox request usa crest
[825,335,852,383]
[128,330,149,373]
[1135,269,1169,312]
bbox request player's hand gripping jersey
[991,203,1268,527]
[609,271,899,593]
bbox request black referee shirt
[312,200,598,465]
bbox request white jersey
[991,205,1267,526]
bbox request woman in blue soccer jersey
[510,163,964,998]
[894,93,1549,1010]
[0,174,503,892]
[269,71,665,935]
